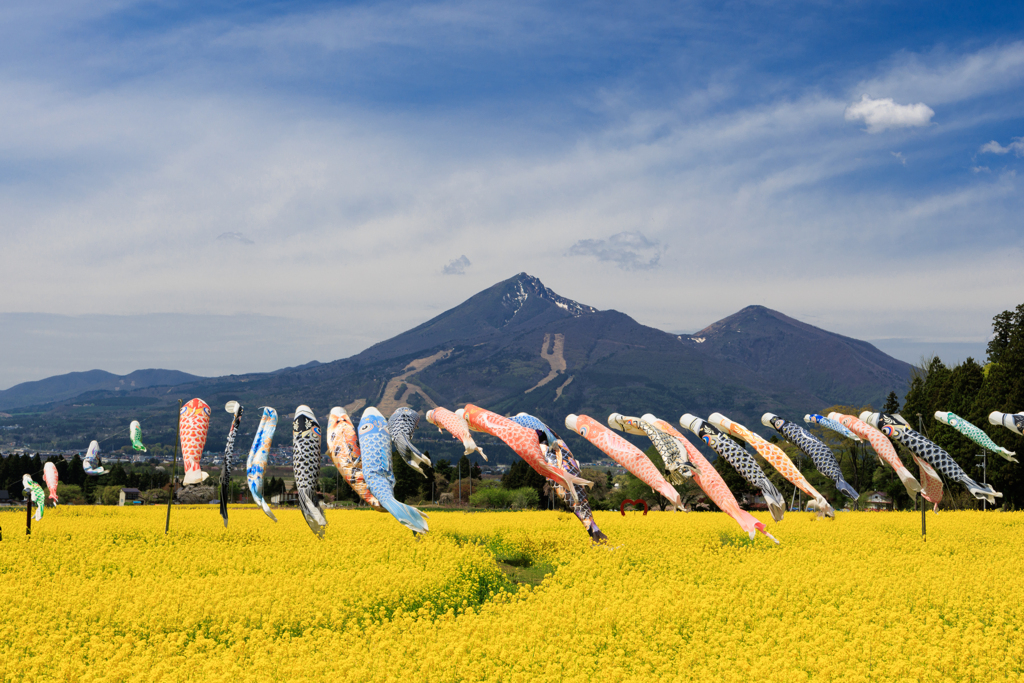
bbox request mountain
[686,305,913,406]
[354,274,597,363]
[0,274,912,462]
[0,369,204,411]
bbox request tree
[456,455,472,482]
[56,483,85,504]
[893,305,1024,508]
[501,460,546,507]
[883,391,900,415]
[417,455,436,500]
[265,476,286,500]
[434,458,454,483]
[100,486,121,505]
[580,468,611,501]
[393,452,423,502]
[107,463,128,487]
[67,455,85,487]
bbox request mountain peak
[350,273,597,364]
[693,304,781,337]
[502,273,598,324]
[687,304,912,405]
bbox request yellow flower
[1,507,1022,681]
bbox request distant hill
[685,305,913,406]
[0,369,203,410]
[1,274,912,462]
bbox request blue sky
[1,1,1023,387]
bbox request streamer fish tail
[761,481,787,522]
[754,521,780,544]
[834,477,859,501]
[963,476,1002,504]
[368,473,429,534]
[297,489,327,539]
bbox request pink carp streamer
[710,413,833,517]
[565,414,681,509]
[43,462,59,503]
[644,414,777,542]
[461,404,590,501]
[180,398,211,485]
[426,407,487,460]
[912,455,944,512]
[829,412,921,498]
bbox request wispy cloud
[852,42,1024,106]
[979,138,1024,156]
[217,231,255,245]
[442,255,471,274]
[567,231,663,271]
[1,7,1023,381]
[844,95,934,133]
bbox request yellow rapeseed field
[0,506,1021,682]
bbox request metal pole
[975,453,987,511]
[458,462,461,506]
[920,493,926,540]
[26,494,32,535]
[165,400,181,534]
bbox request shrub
[142,488,169,504]
[510,487,539,509]
[468,486,539,509]
[55,483,86,505]
[99,486,122,505]
[469,487,512,509]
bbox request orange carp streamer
[564,414,681,509]
[644,414,777,542]
[426,407,487,461]
[829,412,921,498]
[461,404,590,502]
[179,398,211,486]
[710,413,834,517]
[43,462,59,503]
[327,407,383,510]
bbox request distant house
[739,493,769,510]
[864,491,893,511]
[270,492,298,505]
[119,488,141,506]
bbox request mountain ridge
[0,368,203,411]
[0,274,913,462]
[685,304,911,406]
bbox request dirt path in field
[377,349,452,415]
[342,398,366,415]
[525,333,566,394]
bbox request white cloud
[442,255,471,274]
[844,95,934,133]
[567,231,663,271]
[979,138,1024,156]
[1,39,1023,381]
[891,151,906,165]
